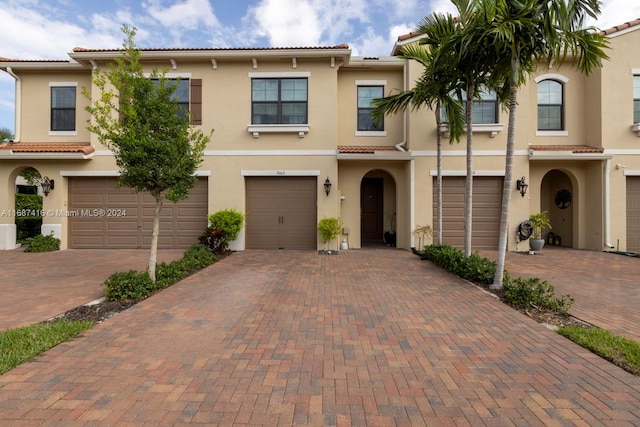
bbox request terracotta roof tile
[338,145,400,154]
[397,17,640,42]
[0,142,94,155]
[72,44,350,53]
[529,145,603,154]
[599,18,640,35]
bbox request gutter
[604,159,615,248]
[5,67,20,142]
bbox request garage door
[245,176,317,249]
[627,177,640,252]
[68,177,208,249]
[434,176,503,250]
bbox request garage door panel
[69,178,207,249]
[246,177,317,250]
[627,177,640,252]
[434,177,502,250]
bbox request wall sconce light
[516,176,528,198]
[324,177,332,196]
[41,176,55,197]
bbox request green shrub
[503,277,574,315]
[24,234,60,252]
[16,218,42,242]
[156,261,188,287]
[182,244,216,269]
[103,270,154,301]
[207,209,244,241]
[421,244,496,285]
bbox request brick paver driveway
[0,249,184,331]
[1,249,639,425]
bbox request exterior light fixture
[516,176,528,198]
[324,177,332,196]
[41,176,55,197]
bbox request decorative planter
[383,231,396,247]
[530,238,545,252]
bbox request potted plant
[529,211,551,252]
[317,217,343,254]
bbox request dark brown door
[361,178,383,244]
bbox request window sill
[49,131,78,136]
[631,123,640,136]
[439,123,504,138]
[248,124,310,138]
[536,130,568,137]
[355,131,387,137]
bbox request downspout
[402,55,416,247]
[604,158,614,248]
[5,67,21,142]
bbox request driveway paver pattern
[1,249,639,425]
[0,249,184,331]
[483,246,640,343]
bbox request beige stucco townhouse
[1,18,640,253]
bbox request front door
[361,178,383,245]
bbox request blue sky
[1,0,639,134]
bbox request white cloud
[586,0,640,30]
[352,24,413,57]
[0,4,121,59]
[144,0,220,30]
[248,0,371,47]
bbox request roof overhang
[0,143,95,160]
[528,145,611,160]
[337,145,413,160]
[69,46,352,68]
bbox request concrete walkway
[1,249,639,425]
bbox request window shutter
[190,79,202,125]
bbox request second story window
[358,86,384,131]
[440,87,498,124]
[537,79,564,131]
[467,89,497,124]
[151,78,190,119]
[252,78,308,125]
[634,75,640,123]
[51,85,76,131]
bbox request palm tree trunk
[464,82,474,257]
[435,104,443,245]
[492,64,519,289]
[148,194,163,282]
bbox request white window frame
[49,82,78,136]
[248,71,311,138]
[535,74,569,136]
[355,80,387,136]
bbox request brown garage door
[68,177,208,249]
[245,176,317,249]
[434,176,503,250]
[627,177,640,252]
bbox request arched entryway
[541,169,574,247]
[360,170,396,246]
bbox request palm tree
[422,0,498,257]
[481,0,609,289]
[371,28,465,246]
